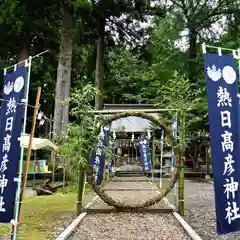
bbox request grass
[0,183,92,240]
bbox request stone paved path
[70,176,190,240]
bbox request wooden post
[76,166,85,215]
[51,151,56,183]
[49,114,53,140]
[16,87,41,228]
[178,113,185,216]
[62,154,66,191]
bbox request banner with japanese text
[204,52,240,235]
[0,67,26,223]
[90,125,110,185]
[139,136,152,172]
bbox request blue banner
[204,52,240,235]
[139,136,152,172]
[90,125,110,185]
[0,68,26,223]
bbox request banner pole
[12,57,32,240]
[159,130,164,188]
[18,87,41,222]
[238,49,240,77]
[4,50,49,72]
[171,115,177,206]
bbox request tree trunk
[188,26,197,83]
[53,2,73,141]
[18,35,31,64]
[95,19,105,110]
[19,43,30,62]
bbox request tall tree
[168,0,239,82]
[76,0,165,109]
[53,1,73,140]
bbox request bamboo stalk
[77,167,85,215]
[178,113,185,216]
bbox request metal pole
[4,50,49,72]
[160,130,164,188]
[202,43,237,53]
[151,136,156,182]
[238,49,240,77]
[91,109,178,114]
[12,57,32,240]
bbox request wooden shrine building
[102,104,173,176]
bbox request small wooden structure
[23,135,57,186]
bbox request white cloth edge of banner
[218,48,222,56]
[24,59,29,67]
[13,178,19,183]
[10,219,17,226]
[233,50,237,59]
[202,43,206,54]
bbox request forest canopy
[0,0,239,153]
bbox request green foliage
[155,72,202,112]
[0,0,239,169]
[154,72,207,148]
[105,46,150,103]
[59,84,103,181]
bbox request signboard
[204,52,240,235]
[90,125,110,185]
[139,136,152,172]
[0,67,26,223]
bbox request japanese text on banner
[91,125,110,185]
[204,52,240,235]
[139,136,151,172]
[0,68,26,223]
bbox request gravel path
[69,213,190,240]
[70,176,191,240]
[90,177,168,209]
[184,179,240,239]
